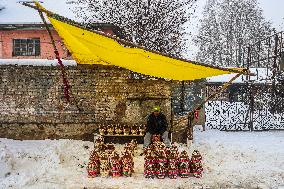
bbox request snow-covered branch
[70,0,198,57]
[194,0,272,67]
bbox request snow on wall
[0,59,76,66]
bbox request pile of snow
[0,59,77,66]
[0,129,283,189]
[0,142,15,178]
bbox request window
[13,38,40,56]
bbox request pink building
[0,1,124,60]
[0,23,123,60]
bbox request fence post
[187,112,194,141]
[249,84,254,131]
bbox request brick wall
[0,64,172,140]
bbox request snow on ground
[0,128,283,189]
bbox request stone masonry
[0,64,172,141]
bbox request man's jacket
[146,112,168,134]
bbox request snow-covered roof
[0,0,77,24]
[207,68,272,83]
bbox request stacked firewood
[87,137,137,178]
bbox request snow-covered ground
[0,128,283,189]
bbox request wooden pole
[173,73,243,127]
[172,72,243,144]
[189,73,243,140]
[170,97,173,143]
[199,73,243,109]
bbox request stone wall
[0,64,172,140]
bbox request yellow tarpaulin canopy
[37,3,246,81]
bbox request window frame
[12,38,41,56]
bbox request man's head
[153,106,161,116]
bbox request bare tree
[68,0,197,57]
[194,0,272,67]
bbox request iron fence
[206,32,284,131]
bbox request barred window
[13,38,40,56]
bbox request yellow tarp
[43,10,245,80]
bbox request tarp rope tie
[54,50,70,102]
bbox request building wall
[0,64,172,140]
[0,32,2,58]
[0,29,68,59]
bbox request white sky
[258,0,284,30]
[0,0,283,28]
[0,0,76,23]
[185,0,284,59]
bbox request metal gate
[206,32,284,131]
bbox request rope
[36,5,70,102]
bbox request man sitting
[144,106,171,148]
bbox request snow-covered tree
[69,0,197,57]
[194,0,272,67]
